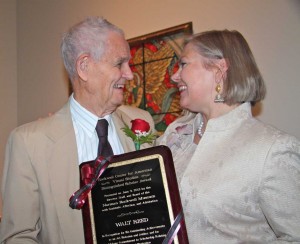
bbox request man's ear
[76,54,89,81]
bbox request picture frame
[125,22,193,134]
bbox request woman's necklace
[197,121,204,137]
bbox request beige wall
[0,0,299,214]
[16,0,300,135]
[0,0,18,215]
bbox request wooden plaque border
[80,145,188,244]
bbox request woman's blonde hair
[186,30,266,105]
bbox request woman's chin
[180,100,190,110]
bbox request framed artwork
[125,22,193,134]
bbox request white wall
[0,0,299,215]
[0,0,18,215]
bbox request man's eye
[116,63,122,68]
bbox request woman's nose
[171,69,181,83]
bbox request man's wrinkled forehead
[102,33,131,62]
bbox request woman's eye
[179,62,187,68]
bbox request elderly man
[0,17,154,243]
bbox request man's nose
[123,64,134,80]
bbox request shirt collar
[206,102,252,131]
[70,94,112,136]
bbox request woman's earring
[214,84,224,103]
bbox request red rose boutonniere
[122,119,156,150]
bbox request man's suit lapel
[112,108,136,152]
[112,106,152,152]
[45,102,84,242]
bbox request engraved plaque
[80,146,188,244]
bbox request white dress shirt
[70,94,124,164]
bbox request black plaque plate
[80,145,188,244]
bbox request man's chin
[111,98,124,109]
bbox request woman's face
[171,43,216,114]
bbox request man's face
[86,31,133,115]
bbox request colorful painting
[125,23,193,134]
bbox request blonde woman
[158,30,300,243]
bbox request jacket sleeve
[259,133,300,242]
[0,129,40,243]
